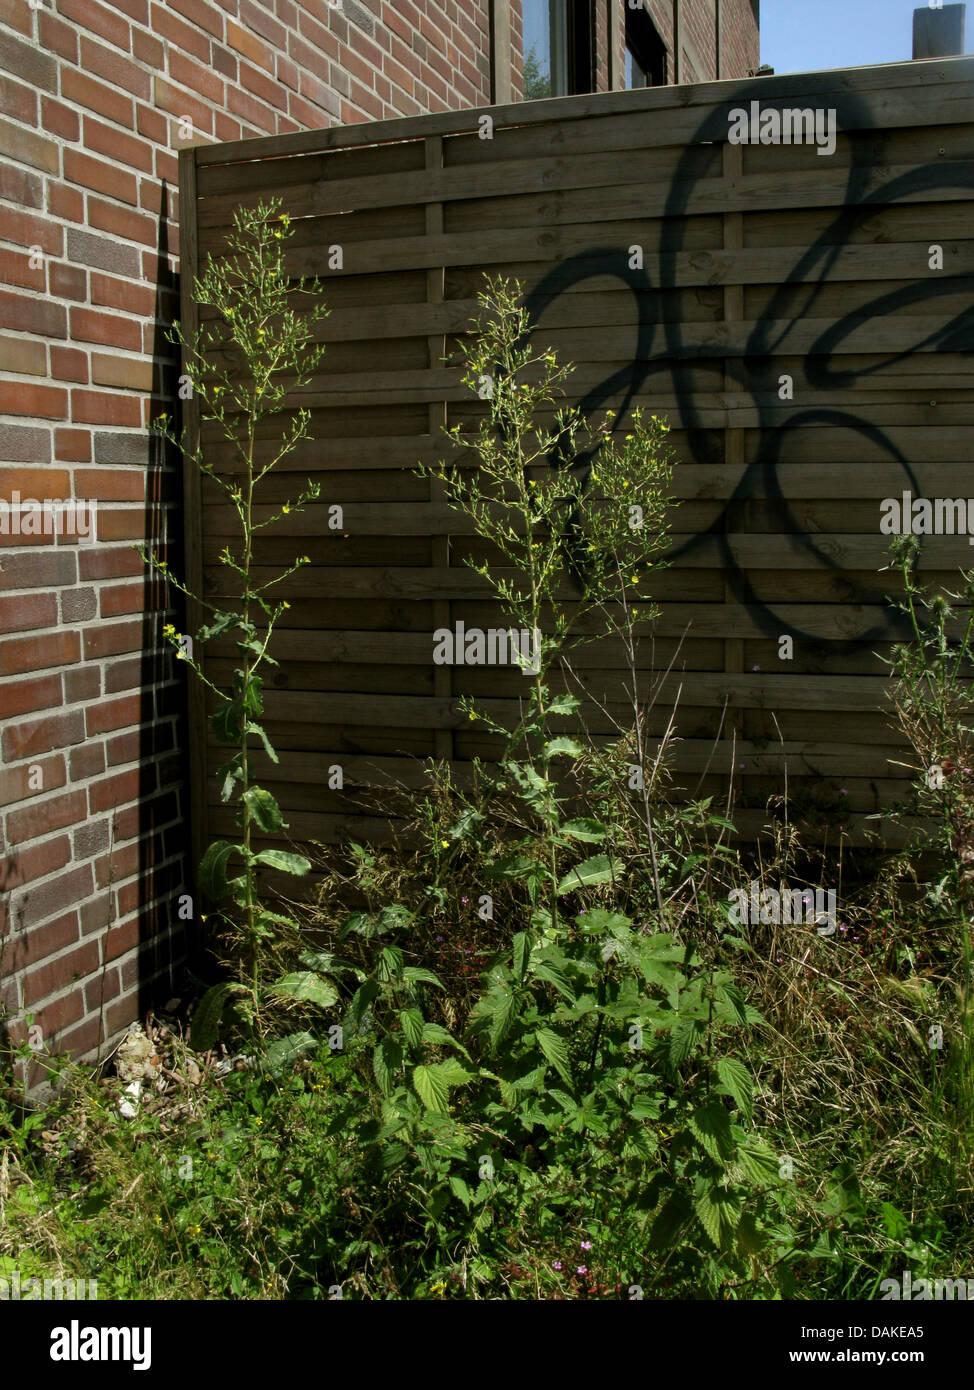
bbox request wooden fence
[178,55,974,869]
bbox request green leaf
[242,785,284,834]
[246,721,279,764]
[532,958,576,1003]
[449,1174,472,1210]
[695,1186,741,1249]
[543,737,583,760]
[512,932,531,982]
[669,1018,705,1068]
[399,1008,424,1049]
[689,1102,735,1162]
[546,693,580,717]
[348,978,379,1031]
[190,982,234,1051]
[413,1064,449,1113]
[255,849,311,876]
[262,1030,317,1074]
[198,840,236,902]
[435,1058,474,1088]
[372,1038,403,1097]
[560,818,606,843]
[536,1026,572,1086]
[556,854,620,895]
[402,966,444,988]
[421,1022,469,1058]
[716,1056,754,1123]
[649,1190,692,1250]
[272,971,338,1010]
[735,1135,781,1186]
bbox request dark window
[522,0,593,100]
[625,3,667,88]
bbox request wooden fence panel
[180,57,974,861]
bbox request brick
[54,428,92,463]
[170,0,226,40]
[86,196,157,249]
[95,840,141,888]
[240,0,286,47]
[0,382,68,420]
[150,1,211,59]
[38,10,79,62]
[0,247,46,292]
[1,209,63,257]
[0,464,70,498]
[79,545,142,580]
[114,0,149,23]
[83,116,154,174]
[168,48,225,105]
[0,32,57,93]
[74,818,110,860]
[48,182,84,223]
[0,116,59,175]
[90,353,155,391]
[98,581,146,618]
[0,0,32,36]
[71,391,143,428]
[132,27,164,67]
[50,347,89,385]
[211,42,238,79]
[240,59,288,112]
[70,308,143,353]
[61,585,97,622]
[0,549,76,591]
[83,617,141,659]
[2,710,84,763]
[60,69,134,130]
[69,741,106,781]
[85,693,142,737]
[104,657,142,698]
[0,334,46,376]
[92,431,154,466]
[89,272,155,318]
[0,290,67,339]
[92,504,148,538]
[84,965,121,1013]
[0,630,80,677]
[0,159,43,209]
[136,103,168,145]
[88,766,140,813]
[57,0,131,51]
[227,85,276,133]
[79,36,152,101]
[226,16,273,71]
[214,110,242,142]
[63,149,139,206]
[0,673,62,719]
[152,76,214,136]
[0,751,65,803]
[24,940,100,1006]
[55,1015,104,1062]
[1,908,78,973]
[0,76,36,125]
[27,991,86,1044]
[7,789,89,847]
[48,262,87,302]
[0,591,58,634]
[153,148,179,186]
[67,229,142,279]
[40,96,80,143]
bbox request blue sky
[761,0,973,74]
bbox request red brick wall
[0,0,492,1077]
[0,0,757,1075]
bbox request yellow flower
[282,504,290,514]
[187,1224,201,1236]
[440,840,449,849]
[254,1116,263,1126]
[154,1215,162,1224]
[282,601,291,610]
[163,623,176,637]
[631,575,639,585]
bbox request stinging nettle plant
[142,196,337,1041]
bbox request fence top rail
[193,55,974,170]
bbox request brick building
[0,0,760,1071]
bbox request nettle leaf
[373,1038,403,1097]
[649,1189,692,1250]
[255,849,311,876]
[198,840,236,902]
[242,785,285,834]
[531,957,575,1003]
[695,1186,741,1250]
[486,853,537,881]
[402,966,444,989]
[413,1064,449,1113]
[543,737,583,760]
[272,971,338,1010]
[669,1018,705,1068]
[556,854,620,895]
[576,908,631,933]
[735,1134,781,1186]
[262,1031,317,1074]
[348,978,380,1032]
[399,1008,424,1049]
[560,818,606,843]
[536,1027,572,1086]
[512,932,531,982]
[449,1174,473,1210]
[689,1102,736,1162]
[421,1022,470,1058]
[716,1056,754,1123]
